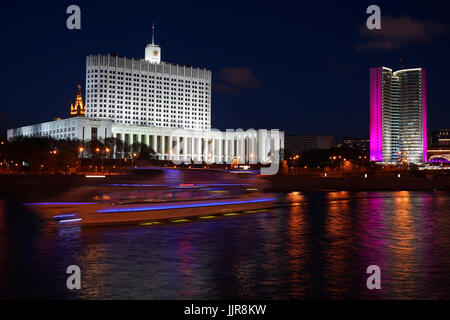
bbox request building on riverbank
[7,33,284,165]
[370,67,427,164]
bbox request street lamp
[330,156,336,169]
[79,147,84,172]
[94,147,101,172]
[132,153,137,167]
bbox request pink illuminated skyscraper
[370,67,427,164]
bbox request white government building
[7,33,284,165]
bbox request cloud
[357,15,449,51]
[212,83,239,95]
[213,66,261,94]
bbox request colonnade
[112,128,284,164]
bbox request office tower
[370,67,427,164]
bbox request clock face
[153,50,158,56]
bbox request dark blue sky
[1,0,449,138]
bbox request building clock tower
[145,23,161,64]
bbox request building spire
[145,22,161,63]
[152,22,155,45]
[70,83,85,117]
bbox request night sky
[1,0,449,138]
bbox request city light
[0,4,448,304]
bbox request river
[1,173,450,299]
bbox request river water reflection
[1,190,450,299]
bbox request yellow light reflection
[287,199,309,298]
[390,191,415,296]
[324,197,352,298]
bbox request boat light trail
[53,213,78,219]
[104,184,168,187]
[97,198,276,213]
[140,221,161,226]
[171,219,190,223]
[58,218,82,224]
[24,202,98,206]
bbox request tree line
[0,136,157,171]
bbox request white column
[223,138,228,164]
[183,136,188,163]
[244,135,250,164]
[196,137,202,162]
[152,135,157,153]
[235,137,239,163]
[231,138,235,164]
[175,136,180,161]
[248,136,252,164]
[204,138,209,163]
[211,138,215,164]
[168,136,173,161]
[241,136,245,164]
[238,135,244,164]
[218,137,223,164]
[252,136,257,164]
[191,136,195,162]
[161,135,165,161]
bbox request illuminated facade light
[370,67,427,164]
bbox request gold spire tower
[70,84,86,117]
